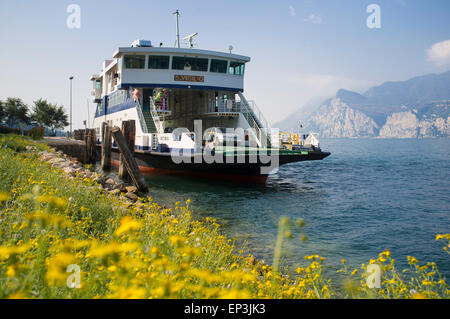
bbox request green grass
[0,135,448,299]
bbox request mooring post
[101,122,106,141]
[91,129,97,163]
[111,126,148,193]
[118,121,129,179]
[128,119,136,155]
[85,129,96,164]
[83,129,88,163]
[118,120,136,179]
[101,124,112,170]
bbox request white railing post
[135,98,149,134]
[150,97,164,134]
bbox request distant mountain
[336,89,368,104]
[363,71,450,105]
[274,71,450,138]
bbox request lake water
[143,138,450,279]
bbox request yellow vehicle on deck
[279,132,320,151]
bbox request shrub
[27,126,45,140]
[0,126,20,135]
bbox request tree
[52,105,69,134]
[4,98,30,128]
[32,98,68,136]
[0,100,5,124]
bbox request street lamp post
[69,76,74,138]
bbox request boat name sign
[174,75,204,82]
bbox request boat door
[142,88,153,112]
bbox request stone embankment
[35,146,142,202]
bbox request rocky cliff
[307,98,379,138]
[379,102,450,138]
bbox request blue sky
[1,0,449,128]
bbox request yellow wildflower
[407,256,418,264]
[45,253,77,286]
[0,192,9,202]
[114,216,143,237]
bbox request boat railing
[237,92,271,147]
[134,97,149,134]
[149,97,164,134]
[240,100,269,130]
[207,99,241,113]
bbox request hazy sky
[1,0,449,129]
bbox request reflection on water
[132,138,449,278]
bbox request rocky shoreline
[35,146,142,202]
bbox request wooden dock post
[128,120,136,155]
[84,129,97,164]
[101,123,112,170]
[118,122,128,179]
[101,122,106,141]
[83,129,88,163]
[111,126,148,193]
[118,120,135,179]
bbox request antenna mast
[173,10,180,48]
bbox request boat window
[95,80,101,89]
[210,59,227,73]
[148,55,170,69]
[123,55,145,69]
[229,62,245,75]
[108,90,127,108]
[172,56,208,71]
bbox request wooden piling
[84,129,96,164]
[118,122,129,179]
[74,129,81,141]
[128,119,136,155]
[101,124,112,170]
[111,126,148,193]
[92,129,97,163]
[83,130,88,163]
[118,120,135,179]
[101,122,106,141]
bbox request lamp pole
[69,76,74,138]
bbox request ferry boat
[90,19,330,183]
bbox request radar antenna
[183,32,198,48]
